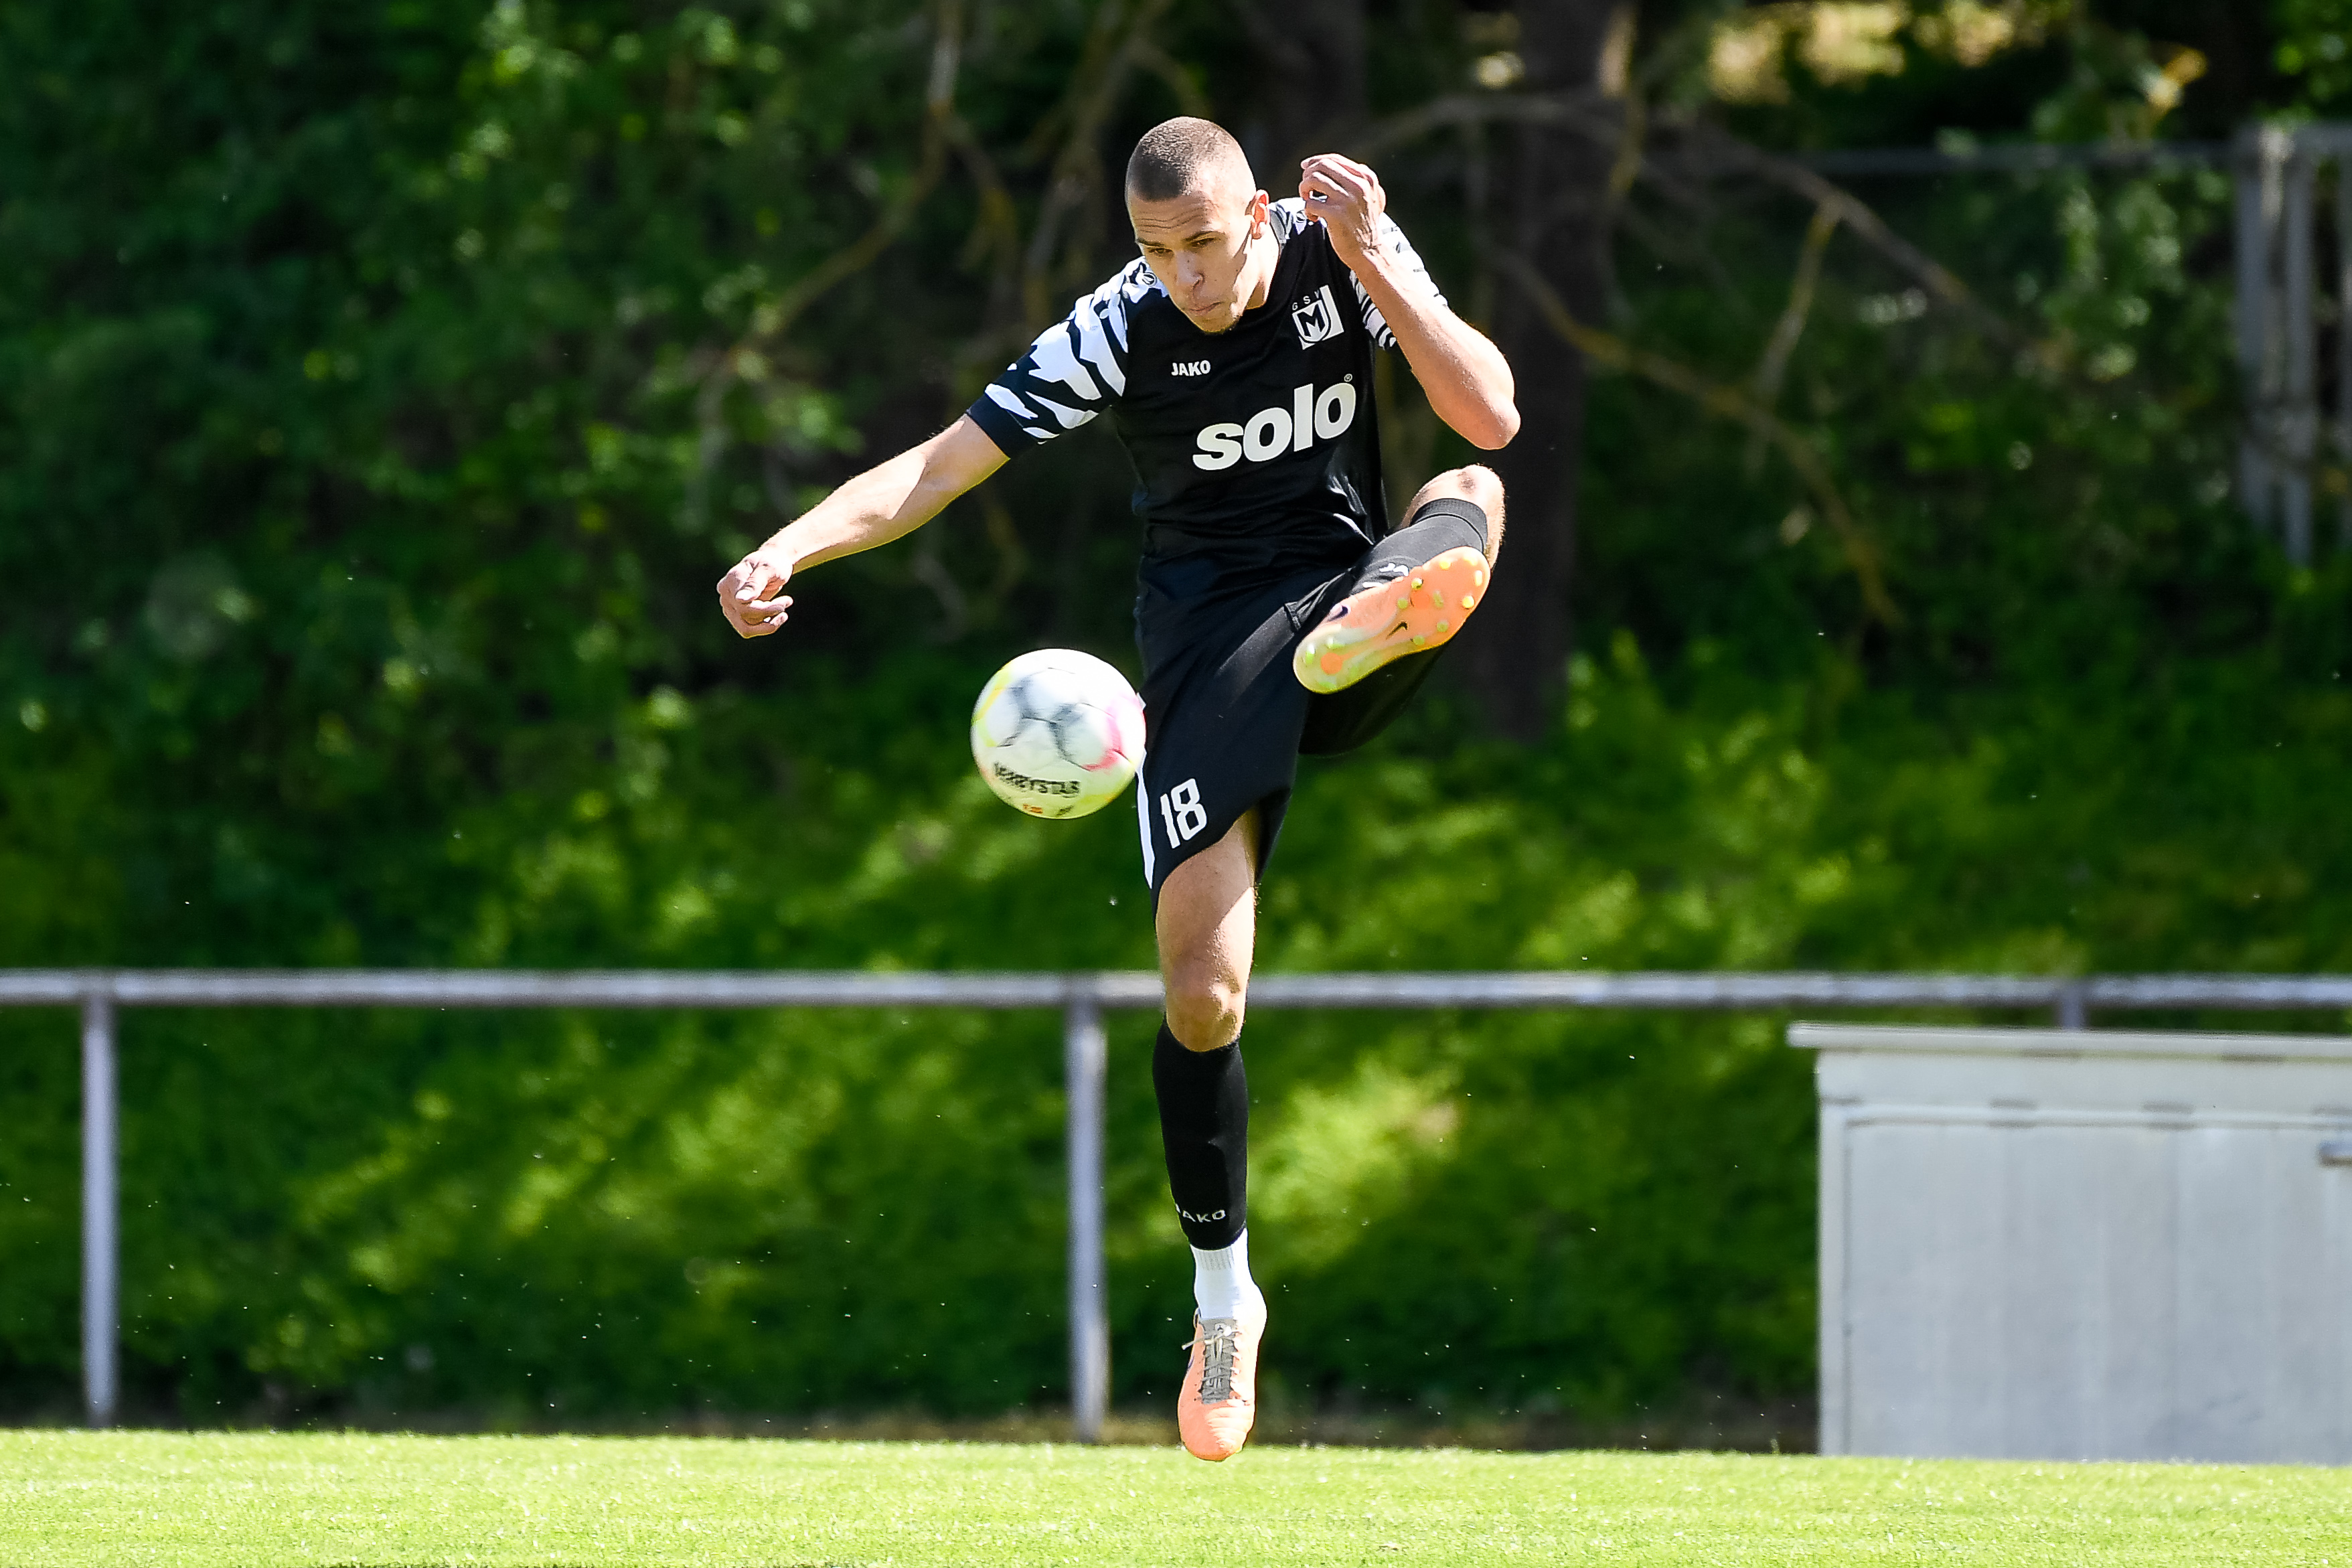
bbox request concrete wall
[1794,1023,2352,1464]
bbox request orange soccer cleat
[1292,546,1490,694]
[1177,1298,1266,1462]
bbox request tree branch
[1685,126,2029,356]
[1752,200,1840,408]
[1490,249,1899,626]
[1133,37,1212,118]
[1350,92,2044,364]
[1016,0,1177,327]
[1742,198,1840,472]
[751,0,966,353]
[686,0,968,530]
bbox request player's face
[1128,172,1270,335]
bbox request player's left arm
[1299,153,1520,451]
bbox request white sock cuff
[1191,1230,1249,1275]
[1191,1231,1260,1321]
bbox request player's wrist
[1346,246,1410,307]
[755,526,816,576]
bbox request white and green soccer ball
[969,649,1145,819]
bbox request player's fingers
[729,598,791,637]
[1298,175,1360,216]
[736,561,787,601]
[1301,154,1371,191]
[1304,167,1372,210]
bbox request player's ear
[1247,188,1269,234]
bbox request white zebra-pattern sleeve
[1347,214,1446,351]
[967,264,1147,452]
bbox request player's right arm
[723,266,1131,638]
[716,415,1007,639]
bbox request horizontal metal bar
[2084,975,2352,1009]
[0,972,96,1005]
[4,969,2352,1012]
[2277,125,2352,157]
[0,970,1159,1010]
[1798,141,2228,177]
[1245,972,2073,1009]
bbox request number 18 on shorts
[1138,767,1256,894]
[1158,778,1208,848]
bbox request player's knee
[1445,465,1505,559]
[1165,969,1246,1051]
[1414,466,1506,562]
[1447,463,1502,510]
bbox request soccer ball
[970,649,1145,819]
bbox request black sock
[1152,1022,1247,1251]
[1349,496,1488,595]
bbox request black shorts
[1133,559,1441,898]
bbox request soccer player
[717,117,1516,1460]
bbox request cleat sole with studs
[1293,546,1490,695]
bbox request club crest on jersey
[1290,285,1344,347]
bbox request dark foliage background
[3,0,2347,1433]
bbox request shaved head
[1125,116,1273,335]
[1125,116,1253,202]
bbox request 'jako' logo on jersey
[1172,359,1210,376]
[1192,380,1358,470]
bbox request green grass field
[6,1431,2345,1566]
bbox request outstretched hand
[716,546,795,639]
[1297,153,1387,271]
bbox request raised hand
[1297,153,1387,271]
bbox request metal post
[2054,980,2088,1031]
[2236,124,2282,528]
[1062,982,1108,1443]
[2337,155,2352,551]
[2285,144,2319,565]
[80,990,117,1428]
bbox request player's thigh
[1155,809,1259,1050]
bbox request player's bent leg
[1293,465,1506,695]
[1152,812,1267,1460]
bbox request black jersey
[965,200,1443,598]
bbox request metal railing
[9,967,2352,1438]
